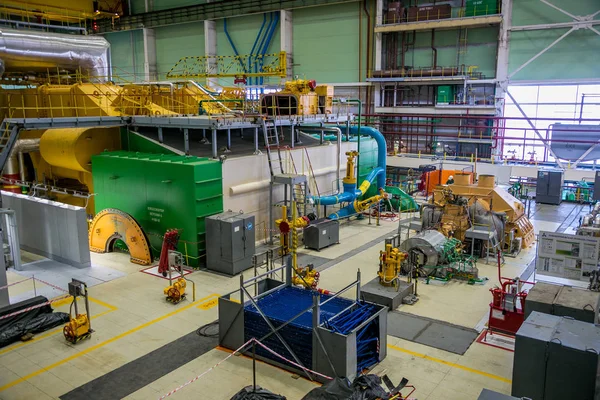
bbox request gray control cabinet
[536,170,563,205]
[206,211,255,276]
[512,312,600,400]
[304,219,339,251]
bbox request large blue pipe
[312,126,387,209]
[259,12,279,87]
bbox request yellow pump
[378,244,408,287]
[63,279,93,344]
[164,277,187,304]
[292,264,320,289]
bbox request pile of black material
[0,296,70,348]
[302,374,409,400]
[230,386,286,400]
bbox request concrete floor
[0,202,584,400]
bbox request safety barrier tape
[158,338,333,399]
[158,338,255,399]
[0,277,33,291]
[30,277,69,293]
[0,295,71,321]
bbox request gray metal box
[477,389,519,400]
[303,219,339,251]
[524,281,562,320]
[536,170,563,205]
[512,312,600,400]
[206,211,255,276]
[553,286,600,323]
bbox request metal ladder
[0,121,19,174]
[261,117,284,177]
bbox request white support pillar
[142,28,158,81]
[373,0,384,108]
[280,10,293,80]
[204,20,218,89]
[495,0,512,113]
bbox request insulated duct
[0,28,110,80]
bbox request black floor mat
[60,329,218,400]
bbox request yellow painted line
[0,300,118,357]
[0,292,219,392]
[197,297,218,310]
[387,344,511,384]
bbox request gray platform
[361,277,413,310]
[387,311,478,355]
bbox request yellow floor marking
[387,344,512,384]
[0,293,219,391]
[0,298,118,357]
[197,297,218,310]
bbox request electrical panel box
[512,312,600,400]
[536,170,563,205]
[206,211,255,276]
[303,219,339,251]
[436,85,454,104]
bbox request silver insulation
[0,28,110,79]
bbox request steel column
[183,128,189,154]
[158,126,163,143]
[212,129,218,158]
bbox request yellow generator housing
[260,79,333,116]
[432,174,535,249]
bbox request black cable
[196,321,219,338]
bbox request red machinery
[485,251,534,339]
[158,229,180,277]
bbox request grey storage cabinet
[535,170,563,205]
[206,211,255,276]
[304,219,339,251]
[512,312,600,400]
[524,283,600,323]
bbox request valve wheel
[63,325,76,344]
[168,287,181,301]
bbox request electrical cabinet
[206,211,255,276]
[536,170,563,205]
[512,312,600,400]
[304,219,339,251]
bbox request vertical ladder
[286,149,308,216]
[262,117,284,177]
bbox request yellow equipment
[378,244,408,287]
[63,279,92,344]
[432,173,535,250]
[88,208,153,265]
[292,264,320,289]
[261,79,333,116]
[164,277,187,304]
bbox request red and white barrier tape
[31,277,69,293]
[253,339,332,381]
[158,338,333,399]
[158,339,255,399]
[0,277,33,291]
[0,295,71,321]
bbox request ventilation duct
[0,28,110,80]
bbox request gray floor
[60,329,218,400]
[10,259,126,303]
[387,311,479,355]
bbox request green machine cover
[92,151,223,267]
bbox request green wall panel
[509,0,600,81]
[104,31,145,82]
[92,151,223,267]
[403,28,498,78]
[155,22,205,79]
[293,2,366,83]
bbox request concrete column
[496,0,513,113]
[373,0,384,109]
[142,28,158,81]
[204,20,218,89]
[280,10,293,80]
[494,0,513,158]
